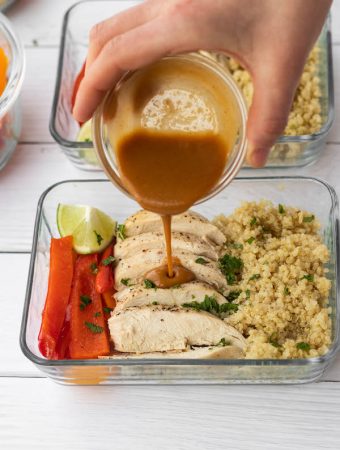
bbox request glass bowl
[20,176,340,384]
[0,12,25,170]
[49,1,334,171]
[92,53,247,207]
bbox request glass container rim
[20,176,340,368]
[0,12,25,117]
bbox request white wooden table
[1,1,340,449]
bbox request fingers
[86,1,160,68]
[73,17,190,123]
[246,66,300,167]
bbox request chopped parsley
[246,236,255,245]
[284,286,290,296]
[303,215,315,223]
[116,224,126,240]
[152,301,159,305]
[90,262,98,274]
[216,338,231,347]
[93,230,103,246]
[278,204,285,214]
[84,137,91,142]
[94,311,102,318]
[218,254,243,285]
[269,333,282,348]
[121,278,131,286]
[231,242,243,250]
[250,217,257,226]
[195,257,209,265]
[183,295,238,316]
[103,307,113,314]
[296,342,311,351]
[144,279,156,289]
[245,289,251,298]
[102,255,115,266]
[84,321,104,334]
[301,274,314,282]
[249,274,261,281]
[80,295,92,311]
[226,290,241,302]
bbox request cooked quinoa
[213,201,331,359]
[202,47,322,136]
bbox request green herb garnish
[103,307,113,314]
[121,278,131,286]
[116,224,126,240]
[245,289,251,298]
[93,230,103,246]
[102,255,115,266]
[296,342,311,351]
[231,242,243,250]
[269,333,282,348]
[195,257,208,265]
[84,321,104,334]
[216,338,231,347]
[250,217,257,226]
[183,295,238,316]
[284,286,290,296]
[218,254,243,285]
[94,312,102,318]
[246,237,255,245]
[226,290,241,302]
[144,279,156,289]
[80,295,92,311]
[219,302,238,313]
[90,262,98,274]
[84,137,91,142]
[301,274,314,282]
[303,215,315,223]
[152,301,159,305]
[278,204,285,214]
[249,274,261,281]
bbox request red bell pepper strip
[69,254,110,359]
[38,236,74,359]
[95,244,115,294]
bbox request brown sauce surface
[105,58,238,280]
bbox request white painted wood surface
[1,1,340,449]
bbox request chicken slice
[115,231,219,261]
[115,281,225,305]
[114,281,227,311]
[123,210,225,245]
[109,306,246,353]
[114,249,228,292]
[100,345,243,359]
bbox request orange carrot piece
[69,254,110,359]
[38,236,74,359]
[0,47,8,96]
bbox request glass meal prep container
[0,12,24,171]
[20,176,340,385]
[49,1,334,171]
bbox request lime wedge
[76,119,99,166]
[57,204,116,254]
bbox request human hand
[73,0,332,167]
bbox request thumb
[246,66,300,168]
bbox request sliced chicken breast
[115,231,220,261]
[114,249,228,292]
[109,306,246,353]
[114,281,227,311]
[123,210,225,245]
[100,345,243,359]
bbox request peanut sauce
[105,57,239,286]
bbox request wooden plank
[0,253,339,380]
[20,47,58,143]
[0,144,102,252]
[0,378,340,449]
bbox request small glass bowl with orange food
[0,12,25,171]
